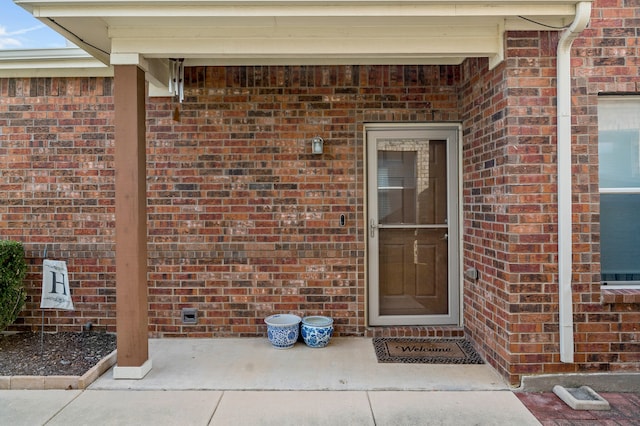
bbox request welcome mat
[373,338,484,364]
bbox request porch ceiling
[13,0,590,90]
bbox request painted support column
[113,65,152,379]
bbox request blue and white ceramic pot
[301,316,334,348]
[264,314,302,349]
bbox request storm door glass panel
[377,139,448,316]
[378,151,417,224]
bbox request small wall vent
[181,308,198,324]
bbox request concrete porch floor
[3,338,547,425]
[5,338,639,425]
[91,337,508,391]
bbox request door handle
[369,219,377,238]
[441,233,448,240]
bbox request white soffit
[0,48,112,77]
[8,0,590,82]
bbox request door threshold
[365,325,465,339]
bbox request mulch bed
[0,331,116,376]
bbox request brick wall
[146,65,461,337]
[0,77,116,332]
[461,0,640,385]
[459,55,513,379]
[1,66,462,338]
[573,0,640,374]
[461,31,568,384]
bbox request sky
[0,0,67,49]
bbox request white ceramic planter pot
[264,314,302,349]
[301,316,334,348]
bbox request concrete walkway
[1,338,541,425]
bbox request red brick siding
[461,0,640,385]
[1,66,462,338]
[460,55,514,379]
[146,65,461,337]
[572,0,640,374]
[0,77,116,332]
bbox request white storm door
[367,126,460,326]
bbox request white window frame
[598,95,640,288]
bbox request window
[598,96,640,287]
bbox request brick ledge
[601,288,640,304]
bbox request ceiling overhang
[10,0,591,92]
[0,48,112,77]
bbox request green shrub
[0,240,27,332]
